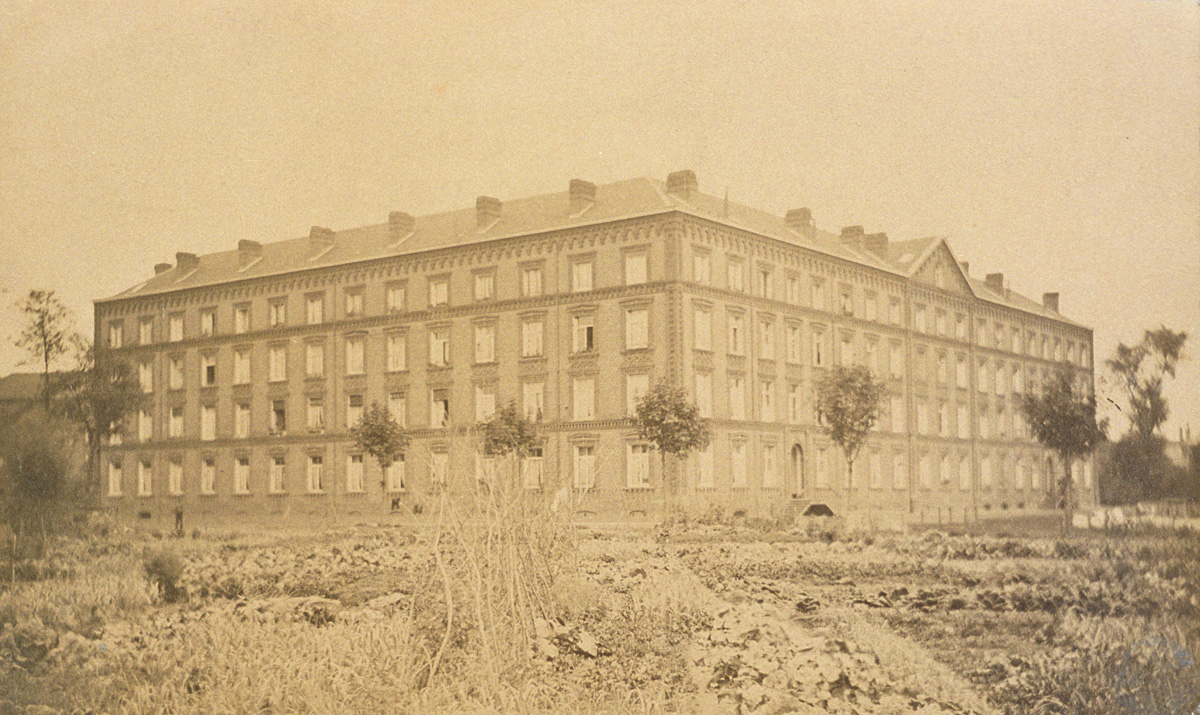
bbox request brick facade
[95,173,1096,529]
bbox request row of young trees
[4,285,1190,534]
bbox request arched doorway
[791,444,805,499]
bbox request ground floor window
[108,460,123,496]
[386,456,405,492]
[627,443,651,489]
[307,455,324,493]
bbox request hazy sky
[1,0,1197,437]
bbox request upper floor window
[306,342,325,378]
[625,307,649,350]
[234,305,250,334]
[474,385,496,422]
[429,327,451,366]
[757,266,772,297]
[839,286,853,316]
[521,264,543,297]
[200,309,215,337]
[200,354,217,387]
[759,319,773,357]
[914,304,927,333]
[693,250,710,284]
[810,278,826,310]
[864,291,878,322]
[138,361,154,393]
[571,259,593,293]
[306,294,324,325]
[521,318,543,358]
[269,300,286,327]
[345,335,365,375]
[268,345,288,382]
[812,328,826,367]
[474,271,494,301]
[344,289,363,317]
[428,276,449,307]
[169,314,184,342]
[169,356,184,390]
[108,320,124,348]
[139,317,154,345]
[693,307,711,351]
[888,298,901,326]
[787,324,801,363]
[727,258,745,292]
[386,282,406,313]
[573,314,595,353]
[728,313,745,356]
[624,251,648,286]
[234,348,251,385]
[935,309,946,336]
[387,332,407,372]
[572,376,595,420]
[626,373,649,417]
[787,275,802,305]
[474,323,496,363]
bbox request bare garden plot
[0,525,1197,715]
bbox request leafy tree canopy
[633,382,710,459]
[1021,364,1107,464]
[56,336,142,497]
[350,402,409,471]
[479,402,540,459]
[1105,326,1187,439]
[815,365,886,468]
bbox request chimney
[154,262,173,275]
[476,196,502,229]
[985,272,1004,291]
[389,211,415,244]
[840,225,865,251]
[784,208,815,239]
[863,232,888,257]
[569,179,596,214]
[238,239,262,269]
[309,226,335,253]
[175,252,199,271]
[666,170,698,200]
[960,261,969,276]
[1042,292,1059,312]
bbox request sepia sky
[1,0,1197,438]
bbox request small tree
[350,402,410,487]
[55,337,142,502]
[1,409,80,574]
[12,289,73,411]
[1105,326,1187,440]
[479,402,541,488]
[814,365,886,516]
[633,382,711,513]
[1020,363,1107,531]
[480,402,540,460]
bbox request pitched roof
[100,175,1083,326]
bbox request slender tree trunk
[845,456,854,521]
[1061,457,1073,535]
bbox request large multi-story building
[95,171,1095,529]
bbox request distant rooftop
[100,173,1080,326]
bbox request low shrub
[143,549,186,603]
